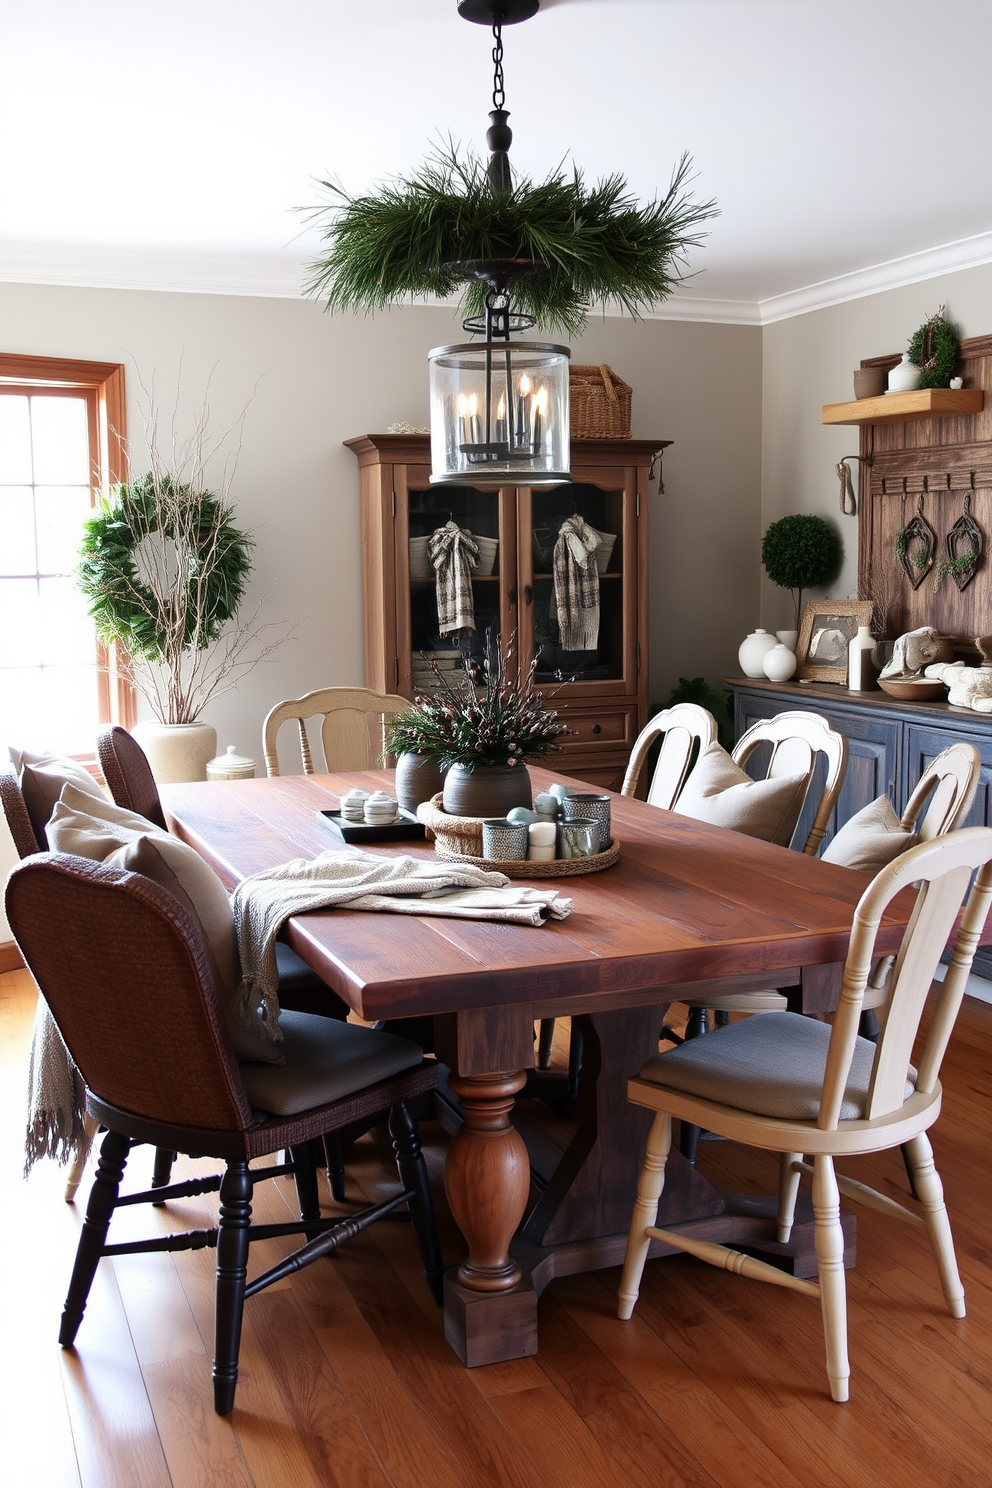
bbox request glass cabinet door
[518,472,637,697]
[394,466,518,696]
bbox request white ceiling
[3,0,991,321]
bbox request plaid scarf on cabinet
[429,521,480,636]
[553,514,600,651]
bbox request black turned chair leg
[213,1161,253,1415]
[291,1143,322,1241]
[60,1128,130,1347]
[389,1102,443,1305]
[713,1009,731,1028]
[859,1009,880,1042]
[677,1006,710,1163]
[151,1146,176,1201]
[683,1006,709,1040]
[536,1017,555,1070]
[323,1133,346,1201]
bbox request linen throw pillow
[8,746,106,845]
[821,794,917,875]
[47,783,284,1063]
[674,741,808,848]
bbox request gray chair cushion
[638,1010,913,1121]
[240,1010,425,1116]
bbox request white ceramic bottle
[887,352,920,394]
[848,625,877,691]
[763,642,797,682]
[738,628,778,678]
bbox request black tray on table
[316,807,427,843]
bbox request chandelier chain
[491,17,505,110]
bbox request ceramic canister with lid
[206,744,256,781]
[762,643,797,682]
[738,629,778,678]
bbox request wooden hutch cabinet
[346,434,669,790]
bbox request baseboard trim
[0,942,24,974]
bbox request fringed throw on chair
[553,515,600,651]
[429,521,479,636]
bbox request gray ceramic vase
[442,763,533,818]
[394,752,448,813]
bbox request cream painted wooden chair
[536,703,719,1078]
[262,686,409,776]
[621,703,719,809]
[618,825,992,1403]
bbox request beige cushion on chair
[638,1010,913,1120]
[821,795,918,875]
[239,1010,424,1116]
[47,783,284,1064]
[673,742,807,847]
[9,747,106,844]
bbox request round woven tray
[417,793,620,877]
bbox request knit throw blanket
[231,849,573,1033]
[553,515,600,651]
[429,521,479,636]
[24,998,87,1176]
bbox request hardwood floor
[2,966,990,1488]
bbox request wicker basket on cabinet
[569,365,632,439]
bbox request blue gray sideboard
[726,676,992,978]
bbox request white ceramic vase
[738,628,778,678]
[776,628,799,652]
[887,352,920,394]
[132,720,218,784]
[848,625,877,691]
[763,643,797,682]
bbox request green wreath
[77,473,254,661]
[909,309,959,389]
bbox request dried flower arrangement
[386,631,569,769]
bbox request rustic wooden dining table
[160,766,917,1367]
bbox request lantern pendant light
[428,2,571,487]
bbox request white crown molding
[757,229,992,325]
[0,243,310,299]
[2,228,992,327]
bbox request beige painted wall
[0,281,762,938]
[761,262,992,632]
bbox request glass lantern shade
[428,339,571,487]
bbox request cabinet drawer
[559,707,638,753]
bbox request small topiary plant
[761,514,841,629]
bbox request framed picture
[796,600,873,682]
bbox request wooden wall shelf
[822,388,984,426]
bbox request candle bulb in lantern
[495,392,507,446]
[456,392,469,448]
[515,372,531,445]
[532,385,548,451]
[467,391,481,446]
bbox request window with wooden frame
[0,354,133,759]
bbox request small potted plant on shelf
[386,631,570,819]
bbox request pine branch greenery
[303,144,718,336]
[909,307,959,389]
[386,631,570,769]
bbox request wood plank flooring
[1,966,990,1488]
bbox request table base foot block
[443,1273,539,1366]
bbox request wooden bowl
[877,677,947,701]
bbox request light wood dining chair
[618,825,992,1403]
[621,703,718,808]
[262,686,409,776]
[536,702,721,1078]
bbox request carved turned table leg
[444,1069,530,1290]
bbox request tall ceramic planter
[394,752,447,813]
[442,763,533,818]
[132,720,218,784]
